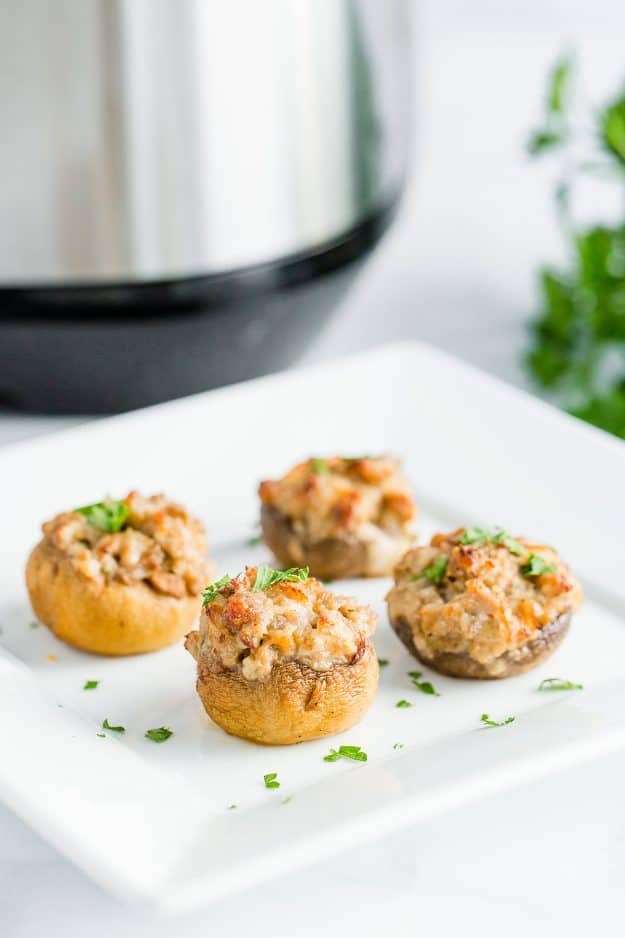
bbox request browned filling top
[41,491,209,598]
[186,566,377,680]
[386,527,583,665]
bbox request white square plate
[3,342,625,913]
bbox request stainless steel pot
[0,0,411,410]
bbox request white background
[4,2,625,935]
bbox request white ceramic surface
[2,342,625,912]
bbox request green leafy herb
[29,621,40,629]
[323,745,368,763]
[263,772,280,789]
[526,57,625,439]
[202,574,232,605]
[481,713,515,728]
[521,554,557,578]
[83,680,99,691]
[246,533,262,547]
[228,804,238,810]
[145,726,173,743]
[102,718,125,733]
[282,795,293,805]
[491,530,524,556]
[419,557,448,585]
[96,732,106,738]
[526,53,574,156]
[458,527,523,556]
[75,500,129,533]
[538,677,583,691]
[393,742,404,750]
[311,458,330,474]
[377,658,390,668]
[408,670,441,697]
[395,699,412,708]
[252,565,309,591]
[458,527,490,546]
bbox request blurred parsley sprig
[526,54,625,438]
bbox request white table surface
[4,3,625,935]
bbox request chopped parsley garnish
[96,733,106,738]
[102,718,125,733]
[377,658,390,668]
[228,804,238,810]
[246,533,262,547]
[29,621,40,628]
[419,556,448,585]
[282,795,293,804]
[408,671,441,696]
[491,530,524,556]
[311,458,330,474]
[263,772,280,789]
[145,726,173,743]
[393,742,404,750]
[83,680,99,690]
[458,527,490,546]
[252,564,309,591]
[202,574,232,605]
[538,677,583,691]
[521,554,557,578]
[395,699,412,708]
[458,527,524,556]
[75,500,129,533]
[323,745,368,763]
[480,713,515,728]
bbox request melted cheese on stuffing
[259,456,416,574]
[386,529,582,665]
[187,567,377,680]
[41,491,209,598]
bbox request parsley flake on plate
[102,719,125,733]
[83,680,99,691]
[377,658,390,668]
[311,458,330,474]
[395,699,412,708]
[145,726,173,743]
[228,804,238,810]
[521,554,557,578]
[263,772,280,789]
[324,745,368,763]
[393,743,405,750]
[75,500,129,533]
[480,713,515,728]
[408,670,440,696]
[538,677,583,691]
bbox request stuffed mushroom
[26,491,212,655]
[386,527,583,679]
[185,565,378,744]
[259,455,416,580]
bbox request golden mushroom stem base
[189,641,379,745]
[389,611,572,680]
[26,542,202,656]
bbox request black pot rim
[0,196,400,323]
